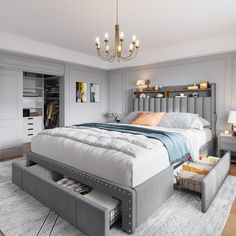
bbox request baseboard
[0,146,22,160]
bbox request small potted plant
[109,111,122,123]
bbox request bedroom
[0,0,236,235]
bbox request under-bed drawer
[12,161,111,236]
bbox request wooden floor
[230,163,236,176]
[222,198,236,236]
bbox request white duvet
[41,127,159,158]
[31,124,211,188]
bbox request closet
[23,72,62,143]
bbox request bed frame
[12,83,221,236]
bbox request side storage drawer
[12,161,110,236]
[201,151,231,213]
[175,152,231,213]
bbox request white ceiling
[0,0,236,69]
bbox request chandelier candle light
[95,0,140,62]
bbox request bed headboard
[132,83,217,137]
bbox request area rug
[0,160,236,236]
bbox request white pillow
[191,116,210,130]
[158,112,198,129]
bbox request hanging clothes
[45,102,59,128]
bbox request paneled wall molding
[67,62,106,74]
[0,68,23,159]
[108,52,236,74]
[1,52,65,75]
[0,54,3,64]
[64,64,108,126]
[108,51,236,131]
[107,72,125,115]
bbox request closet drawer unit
[12,160,112,236]
[23,132,36,143]
[23,117,43,143]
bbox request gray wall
[64,64,108,125]
[107,52,236,132]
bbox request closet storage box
[175,151,231,213]
[12,160,120,236]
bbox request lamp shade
[228,111,236,124]
[136,80,146,86]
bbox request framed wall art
[90,83,100,103]
[76,82,87,103]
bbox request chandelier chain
[116,0,118,25]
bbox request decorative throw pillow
[120,111,142,124]
[131,112,166,126]
[158,112,198,129]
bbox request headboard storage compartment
[133,83,216,137]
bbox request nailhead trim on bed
[26,152,136,234]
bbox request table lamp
[228,110,236,135]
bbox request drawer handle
[28,128,33,131]
[28,118,34,120]
[28,134,33,136]
[28,123,33,125]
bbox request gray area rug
[0,160,236,236]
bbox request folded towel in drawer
[57,177,92,195]
[84,190,122,226]
[182,161,214,175]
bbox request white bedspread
[31,124,211,187]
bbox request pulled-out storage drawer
[174,151,231,213]
[12,160,120,236]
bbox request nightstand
[218,135,236,161]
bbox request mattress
[31,125,211,188]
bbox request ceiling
[0,0,236,69]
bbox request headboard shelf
[133,84,213,98]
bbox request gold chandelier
[95,0,139,62]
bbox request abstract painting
[76,82,87,103]
[90,83,100,103]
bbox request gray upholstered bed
[12,83,230,236]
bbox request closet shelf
[23,87,43,90]
[45,92,59,94]
[45,98,59,100]
[23,107,43,109]
[23,96,43,99]
[23,76,43,80]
